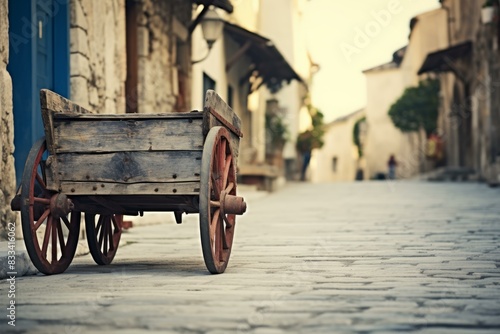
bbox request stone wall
[0,0,16,239]
[70,0,127,114]
[136,0,191,113]
[70,0,191,114]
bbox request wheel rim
[200,127,237,274]
[20,138,80,275]
[86,214,122,265]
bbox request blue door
[8,0,69,185]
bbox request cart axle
[220,192,247,215]
[50,193,74,219]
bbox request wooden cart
[11,89,247,275]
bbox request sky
[303,0,441,123]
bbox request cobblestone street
[2,181,500,333]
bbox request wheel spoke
[111,215,120,233]
[103,218,109,256]
[96,215,104,236]
[225,182,234,194]
[41,216,52,257]
[61,216,71,229]
[220,216,229,250]
[36,173,46,189]
[34,197,50,205]
[98,216,105,249]
[216,215,223,261]
[33,209,50,231]
[219,139,227,192]
[51,216,57,262]
[210,209,220,245]
[57,220,66,258]
[222,154,232,188]
[108,218,114,251]
[210,200,220,207]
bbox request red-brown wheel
[200,126,246,274]
[85,214,123,265]
[20,138,81,275]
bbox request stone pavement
[1,181,500,333]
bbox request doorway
[8,0,70,185]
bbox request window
[202,72,216,106]
[332,157,338,172]
[227,84,234,107]
[125,0,139,113]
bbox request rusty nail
[92,186,97,190]
[154,188,159,192]
[173,174,177,179]
[173,189,177,193]
[71,188,75,193]
[101,184,105,188]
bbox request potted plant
[482,0,496,24]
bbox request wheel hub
[220,191,247,215]
[49,193,74,219]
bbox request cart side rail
[202,90,242,164]
[39,89,204,195]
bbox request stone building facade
[0,0,202,238]
[422,0,500,183]
[69,0,192,114]
[363,9,448,179]
[0,0,16,238]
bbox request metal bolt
[71,188,75,193]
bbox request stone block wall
[70,0,127,114]
[70,0,192,114]
[136,0,191,114]
[0,0,16,239]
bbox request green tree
[388,79,439,137]
[352,116,366,158]
[296,105,325,152]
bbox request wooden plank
[58,181,200,195]
[53,112,203,120]
[203,90,242,137]
[52,151,202,184]
[53,118,204,153]
[40,89,92,160]
[41,89,92,115]
[205,116,240,163]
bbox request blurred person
[387,154,397,180]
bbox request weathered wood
[49,151,202,184]
[41,89,93,115]
[53,118,204,153]
[202,90,241,164]
[53,112,202,120]
[40,89,91,155]
[203,90,242,138]
[204,117,240,162]
[58,181,200,196]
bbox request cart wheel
[200,127,243,274]
[20,138,81,275]
[85,214,123,265]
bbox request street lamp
[192,9,224,64]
